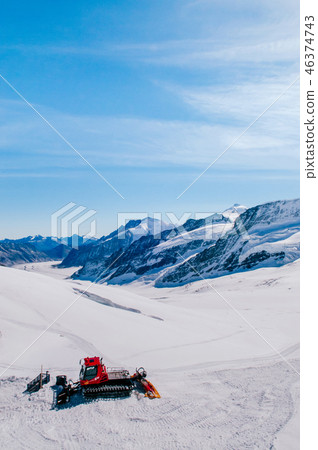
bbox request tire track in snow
[0,360,299,449]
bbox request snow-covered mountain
[1,235,61,252]
[157,199,300,286]
[222,203,249,221]
[0,235,89,266]
[0,242,51,266]
[72,206,247,283]
[44,243,72,260]
[70,200,299,286]
[60,217,173,268]
[1,200,299,282]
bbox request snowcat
[79,356,133,397]
[55,356,160,405]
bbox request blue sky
[0,0,299,238]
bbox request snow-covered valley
[0,260,299,449]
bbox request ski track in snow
[0,360,299,449]
[0,261,299,449]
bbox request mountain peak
[222,204,247,220]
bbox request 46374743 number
[305,16,315,76]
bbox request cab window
[83,365,98,380]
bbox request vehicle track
[0,359,299,449]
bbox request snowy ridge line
[65,199,299,287]
[157,199,300,286]
[69,203,247,283]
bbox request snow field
[0,261,299,449]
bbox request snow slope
[0,261,299,449]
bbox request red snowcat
[55,356,160,405]
[79,356,133,397]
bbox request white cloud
[1,34,298,69]
[0,3,298,71]
[0,93,299,176]
[171,74,299,122]
[0,0,299,177]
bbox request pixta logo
[51,202,97,248]
[116,207,249,242]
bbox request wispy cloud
[0,0,299,178]
[0,3,298,71]
[166,73,299,123]
[0,89,299,178]
[1,35,298,69]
